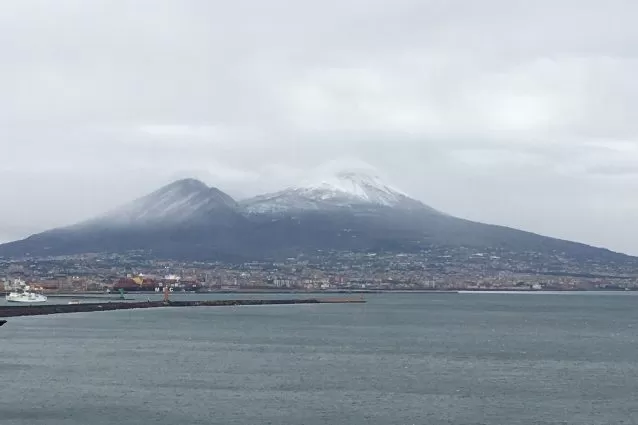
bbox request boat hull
[5,295,48,303]
[6,300,47,303]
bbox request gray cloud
[1,0,638,253]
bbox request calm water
[2,293,638,424]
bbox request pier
[0,298,365,319]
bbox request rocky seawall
[0,298,364,319]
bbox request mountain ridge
[241,169,435,214]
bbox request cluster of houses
[112,274,201,292]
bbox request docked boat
[5,287,47,303]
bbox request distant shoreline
[2,288,635,298]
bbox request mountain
[0,171,633,268]
[0,179,248,261]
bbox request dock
[0,298,365,319]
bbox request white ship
[5,282,47,303]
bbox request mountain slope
[240,205,627,263]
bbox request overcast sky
[1,0,638,254]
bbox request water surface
[2,293,638,424]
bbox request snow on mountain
[84,178,238,227]
[300,171,410,204]
[242,169,431,214]
[66,161,438,232]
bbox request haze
[1,0,637,254]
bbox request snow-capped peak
[294,169,410,206]
[85,178,238,227]
[242,166,428,214]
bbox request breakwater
[0,298,364,319]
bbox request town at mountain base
[0,170,634,278]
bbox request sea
[2,292,638,425]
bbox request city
[3,246,638,294]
